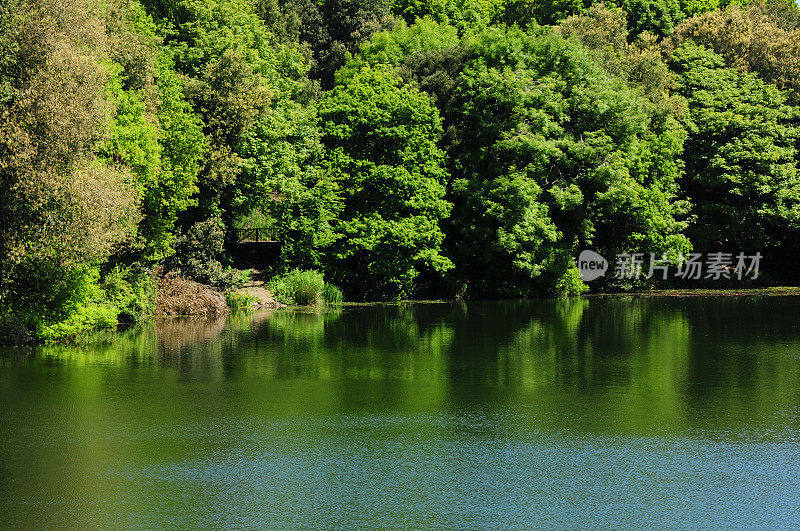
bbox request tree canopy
[3,0,800,340]
[670,42,800,251]
[319,64,452,299]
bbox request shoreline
[7,288,798,346]
[583,286,800,298]
[323,287,800,307]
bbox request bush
[34,268,120,342]
[13,265,158,342]
[0,312,31,345]
[102,265,156,323]
[167,217,251,291]
[555,266,590,298]
[225,290,257,311]
[269,269,344,306]
[37,303,119,342]
[0,265,137,343]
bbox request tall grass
[269,269,344,306]
[321,282,343,304]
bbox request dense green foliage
[166,217,252,290]
[444,28,690,296]
[269,269,343,305]
[670,42,800,251]
[346,22,690,295]
[320,64,453,299]
[2,0,800,340]
[237,102,340,270]
[668,2,800,102]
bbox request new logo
[577,250,608,282]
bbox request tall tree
[237,101,340,271]
[103,0,208,260]
[668,1,800,103]
[345,22,691,295]
[558,5,680,107]
[319,64,452,299]
[444,29,690,296]
[141,0,311,229]
[0,0,140,337]
[670,42,800,254]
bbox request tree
[149,52,207,258]
[495,0,587,27]
[237,102,340,270]
[319,64,452,299]
[104,0,207,260]
[0,0,140,339]
[670,43,800,254]
[336,16,466,104]
[142,0,311,227]
[266,0,396,88]
[340,22,692,295]
[391,0,495,29]
[444,29,690,296]
[668,2,800,103]
[617,0,685,38]
[557,5,683,117]
[253,0,397,88]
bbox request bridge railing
[233,227,280,243]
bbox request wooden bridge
[233,227,279,243]
[231,227,280,269]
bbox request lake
[1,298,800,528]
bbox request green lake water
[1,298,799,527]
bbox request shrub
[0,313,31,345]
[37,304,119,342]
[102,265,156,323]
[555,266,590,298]
[167,217,251,291]
[225,290,257,311]
[0,266,132,343]
[231,268,253,287]
[269,269,344,306]
[34,268,120,342]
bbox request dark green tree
[141,0,311,228]
[253,0,396,88]
[103,0,207,260]
[445,29,690,296]
[391,0,493,29]
[670,43,800,254]
[344,22,691,296]
[617,0,685,37]
[495,0,586,27]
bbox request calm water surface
[1,298,800,528]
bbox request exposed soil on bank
[155,270,285,317]
[241,270,286,309]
